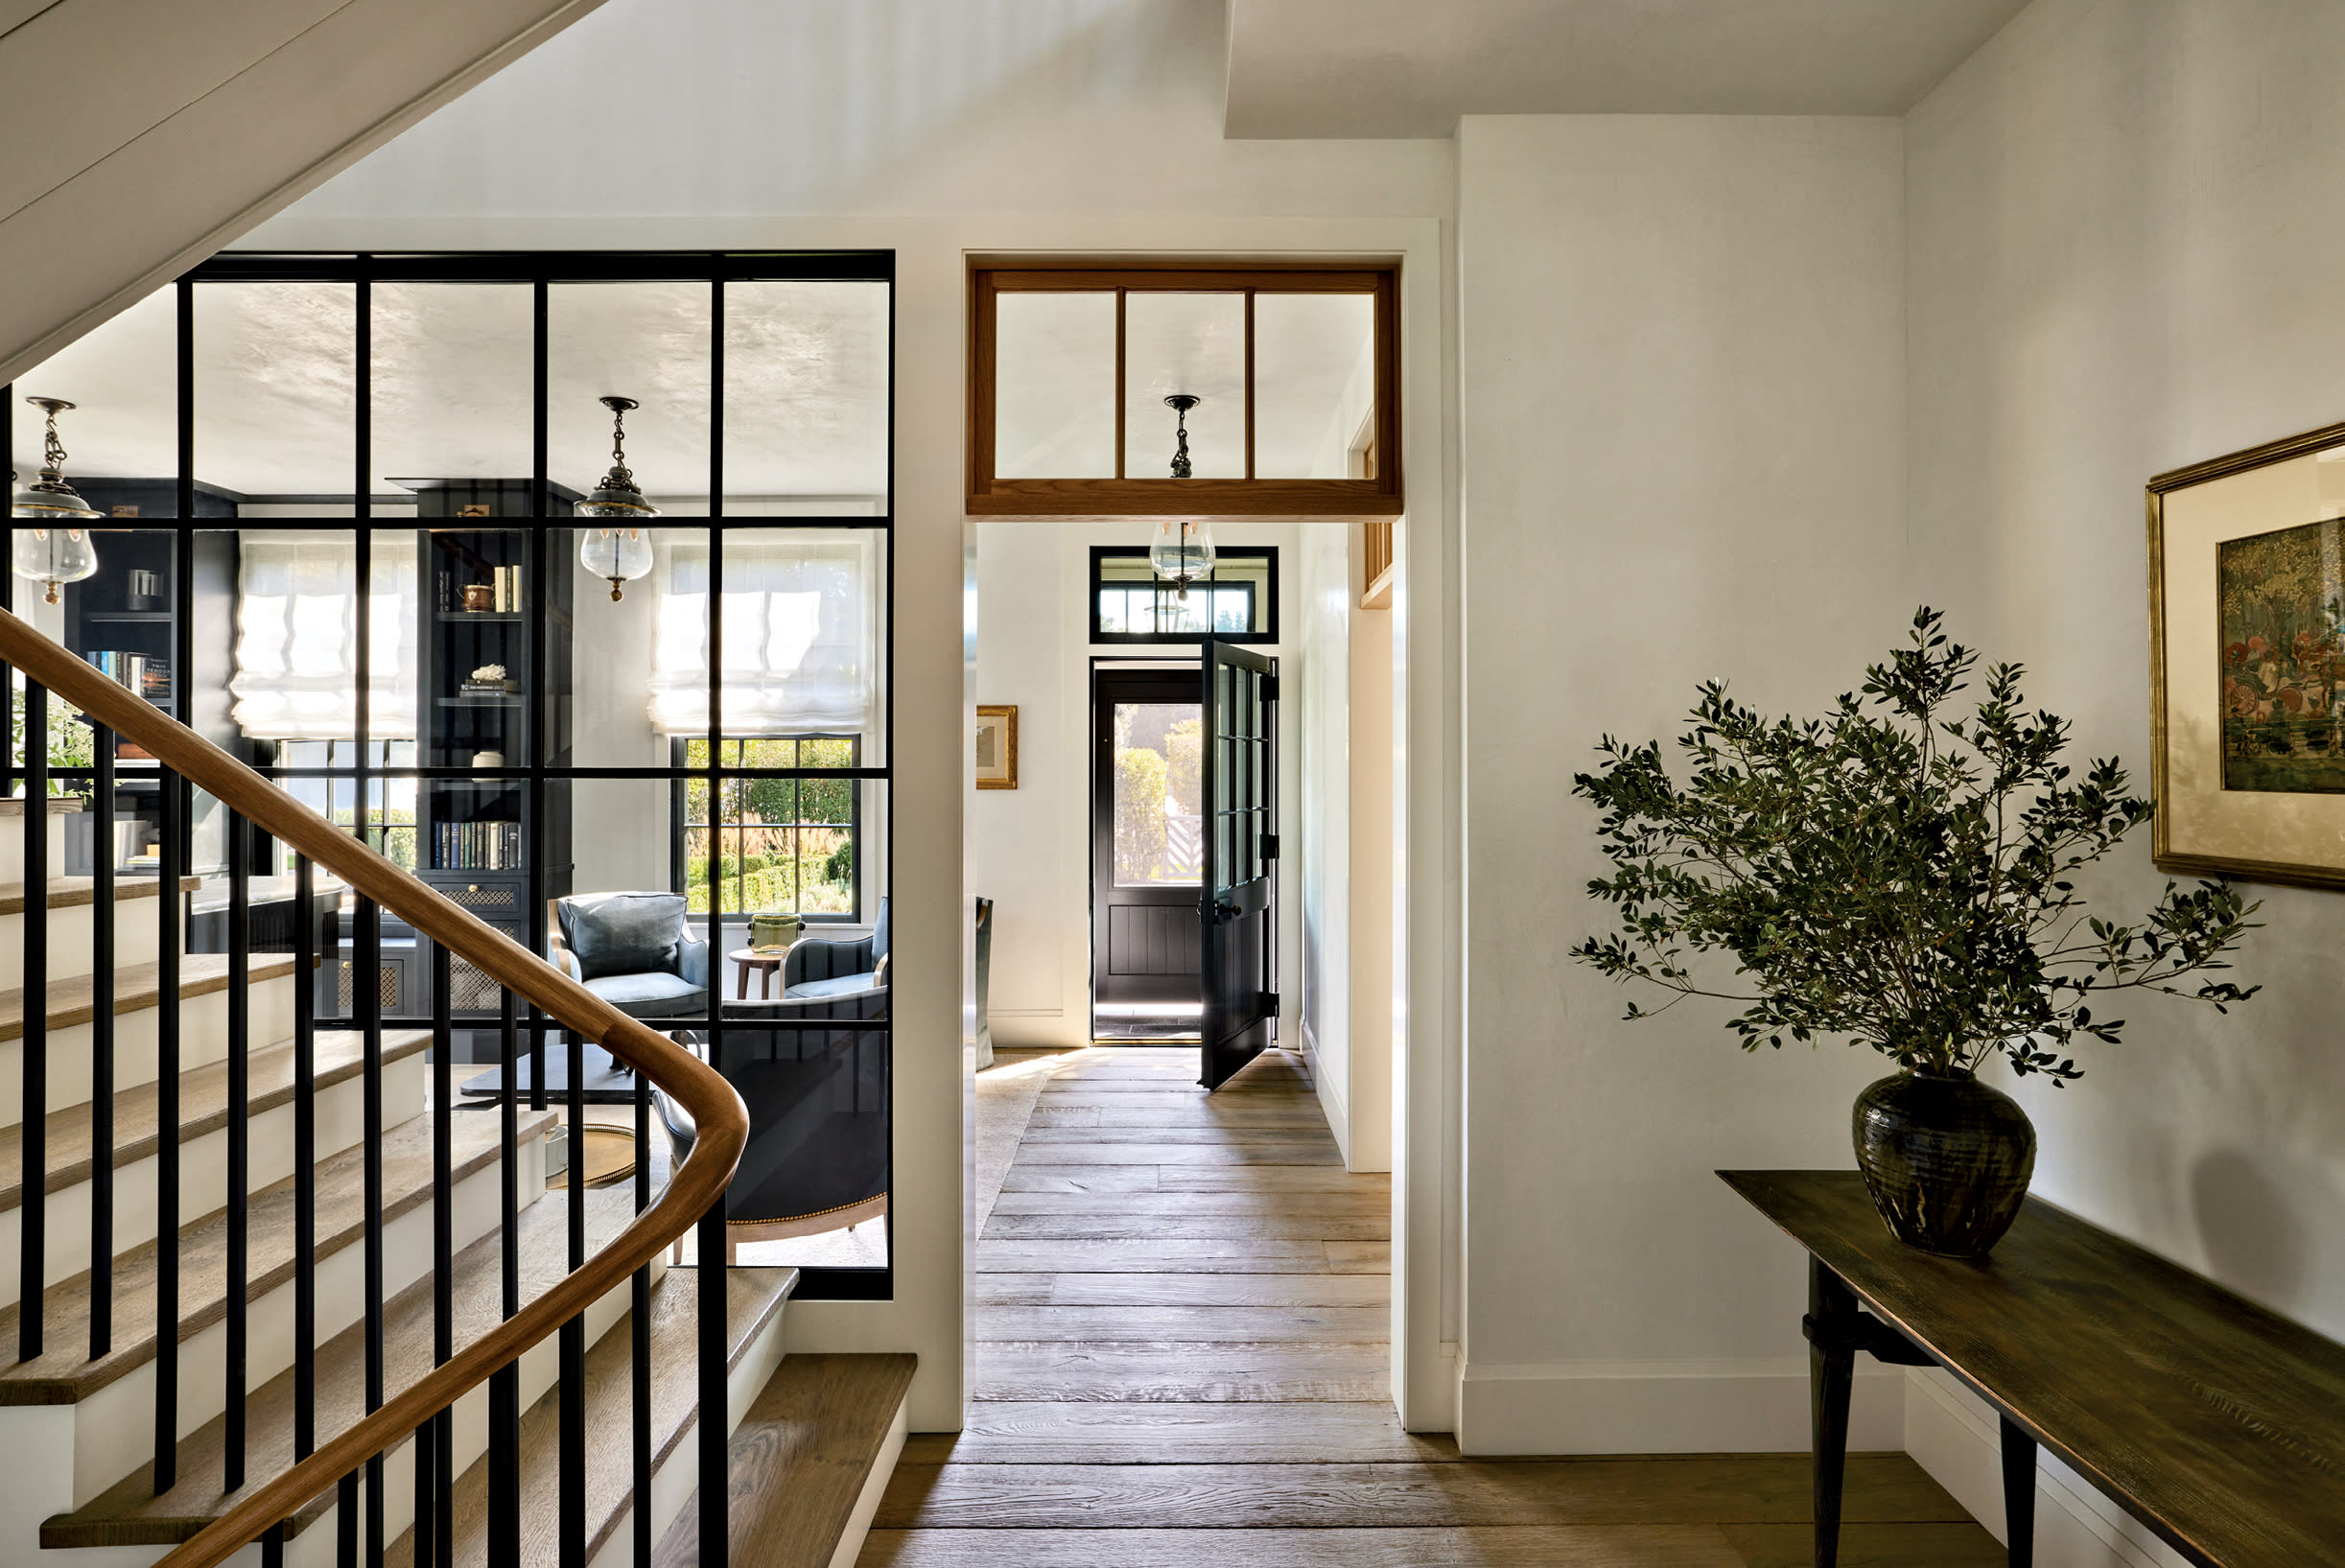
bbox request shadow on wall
[2189,1148,2307,1309]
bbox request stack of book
[434,820,523,870]
[82,651,171,704]
[438,565,526,612]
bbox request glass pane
[549,282,712,516]
[421,528,525,763]
[1112,701,1203,887]
[227,527,359,748]
[723,281,888,515]
[9,287,177,535]
[571,525,705,766]
[1252,293,1376,480]
[1124,293,1245,480]
[195,283,357,502]
[372,284,533,508]
[995,292,1115,479]
[710,526,887,768]
[1093,551,1270,639]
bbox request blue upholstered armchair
[548,892,709,1020]
[782,896,889,1001]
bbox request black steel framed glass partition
[2,250,897,1299]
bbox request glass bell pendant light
[11,397,102,605]
[1147,517,1217,602]
[575,395,659,601]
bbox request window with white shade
[230,530,418,740]
[645,530,880,737]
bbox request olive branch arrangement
[1570,609,2261,1081]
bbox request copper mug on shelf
[461,582,495,612]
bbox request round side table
[730,948,786,999]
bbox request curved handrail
[0,608,749,1568]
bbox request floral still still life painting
[2218,518,2345,793]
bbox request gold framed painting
[2150,415,2345,889]
[975,705,1019,789]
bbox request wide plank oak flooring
[860,1044,2001,1567]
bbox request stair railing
[0,605,749,1566]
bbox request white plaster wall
[1901,3,2345,1558]
[1295,524,1353,1157]
[1454,113,1911,1453]
[972,520,1303,1053]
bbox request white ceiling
[1223,0,2031,136]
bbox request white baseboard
[1455,1356,1903,1456]
[1904,1369,2188,1568]
[1298,1019,1352,1164]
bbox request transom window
[970,265,1401,517]
[1090,547,1278,644]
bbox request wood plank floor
[860,1044,2003,1567]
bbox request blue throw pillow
[562,893,686,981]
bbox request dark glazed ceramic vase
[1851,1066,2035,1257]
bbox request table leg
[760,963,774,1000]
[2001,1415,2037,1568]
[737,959,749,1001]
[1808,1258,1856,1568]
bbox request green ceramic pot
[1851,1065,2035,1257]
[749,912,802,954]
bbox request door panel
[1201,638,1278,1090]
[1092,671,1207,1022]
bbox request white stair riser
[274,1259,665,1568]
[63,1135,546,1512]
[0,972,297,1124]
[0,811,70,887]
[0,1052,425,1312]
[0,1134,542,1554]
[587,1288,789,1568]
[0,900,164,990]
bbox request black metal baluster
[336,1470,358,1567]
[152,765,180,1487]
[432,943,454,1568]
[293,853,317,1460]
[561,1018,585,1568]
[632,1067,651,1566]
[410,1416,434,1568]
[698,1191,728,1568]
[17,680,44,1363]
[700,501,730,1568]
[87,725,113,1358]
[489,989,520,1560]
[361,890,384,1561]
[224,809,249,1490]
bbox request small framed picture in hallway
[977,705,1020,789]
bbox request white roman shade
[646,531,878,736]
[230,530,418,740]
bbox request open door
[1200,638,1278,1090]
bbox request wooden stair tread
[383,1264,799,1567]
[0,874,199,915]
[44,1178,649,1546]
[0,1103,552,1404]
[0,797,83,815]
[0,1028,434,1213]
[651,1352,917,1568]
[0,953,304,1043]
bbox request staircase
[0,615,914,1567]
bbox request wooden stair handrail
[0,608,749,1568]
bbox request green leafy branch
[1570,608,2261,1081]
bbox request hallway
[858,1045,2004,1566]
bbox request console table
[1722,1169,2345,1568]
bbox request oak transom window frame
[969,264,1402,517]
